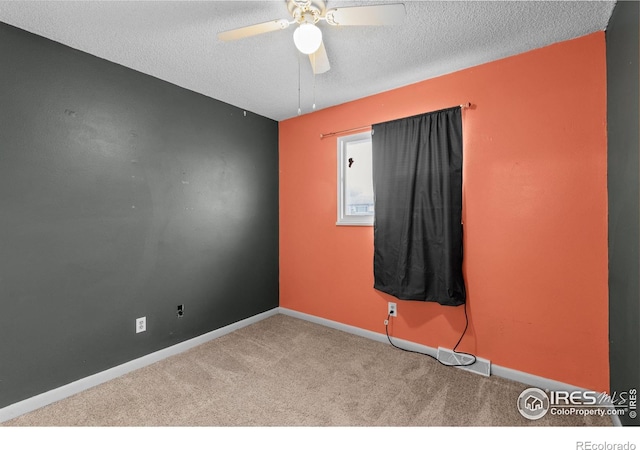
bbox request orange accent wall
[279,32,608,391]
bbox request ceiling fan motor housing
[288,0,325,24]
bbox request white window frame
[337,131,374,226]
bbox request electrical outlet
[136,316,146,333]
[388,302,397,317]
[177,304,184,317]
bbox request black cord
[384,302,477,367]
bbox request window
[337,131,374,226]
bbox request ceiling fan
[218,1,406,75]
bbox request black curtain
[372,106,465,306]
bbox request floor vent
[437,347,491,377]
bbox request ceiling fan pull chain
[298,51,302,116]
[312,55,317,111]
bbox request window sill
[336,220,374,227]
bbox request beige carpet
[1,314,611,426]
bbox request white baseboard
[0,308,279,424]
[1,306,621,427]
[278,307,622,426]
[491,365,622,426]
[279,307,397,346]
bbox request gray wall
[0,22,279,408]
[606,1,639,427]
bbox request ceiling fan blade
[309,41,330,74]
[325,3,406,26]
[218,19,290,42]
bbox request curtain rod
[319,102,472,139]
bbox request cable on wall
[384,302,477,368]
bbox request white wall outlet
[388,302,397,317]
[136,316,146,333]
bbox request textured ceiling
[0,1,616,121]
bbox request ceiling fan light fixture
[293,22,322,55]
